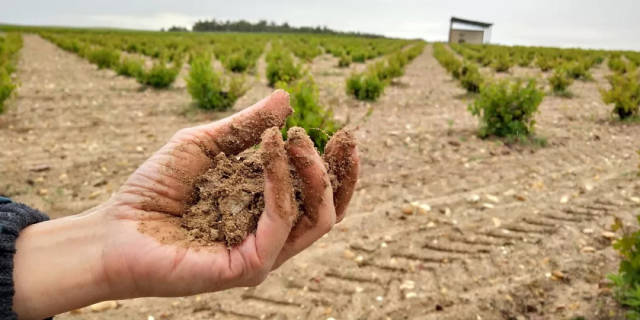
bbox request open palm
[93,90,359,299]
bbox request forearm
[12,206,109,320]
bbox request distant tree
[191,18,383,37]
[167,26,188,32]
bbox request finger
[124,90,292,215]
[232,127,297,275]
[190,89,292,156]
[273,127,335,268]
[323,129,359,223]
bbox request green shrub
[1,33,22,59]
[601,72,640,120]
[116,57,144,77]
[592,55,605,65]
[609,56,630,74]
[405,43,425,60]
[492,53,511,72]
[338,53,351,67]
[88,47,120,69]
[433,43,462,78]
[266,48,301,86]
[536,55,555,72]
[290,42,322,62]
[549,67,574,95]
[347,73,384,101]
[0,33,22,113]
[517,52,534,67]
[565,61,592,80]
[608,216,640,319]
[469,80,544,138]
[279,77,339,153]
[136,61,180,88]
[0,70,16,113]
[373,60,401,82]
[351,51,366,63]
[459,62,484,93]
[168,51,185,64]
[225,53,251,73]
[186,55,245,111]
[69,40,86,55]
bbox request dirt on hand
[182,149,266,246]
[182,146,305,247]
[181,126,356,247]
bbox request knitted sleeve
[0,197,50,320]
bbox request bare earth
[1,35,639,320]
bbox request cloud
[2,0,640,50]
[87,13,203,30]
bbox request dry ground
[1,35,639,319]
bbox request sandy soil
[1,35,639,319]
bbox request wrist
[13,205,111,320]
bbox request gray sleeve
[0,197,50,320]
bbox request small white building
[448,17,493,44]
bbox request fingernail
[268,90,293,117]
[286,127,315,150]
[327,129,357,152]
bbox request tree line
[163,19,384,38]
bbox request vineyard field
[0,26,639,319]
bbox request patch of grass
[620,115,640,124]
[503,134,548,148]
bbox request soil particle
[182,127,311,247]
[179,126,358,247]
[181,149,267,246]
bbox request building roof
[450,17,493,28]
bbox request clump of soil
[181,147,304,247]
[177,125,358,247]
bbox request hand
[12,90,359,320]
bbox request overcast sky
[2,0,639,51]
